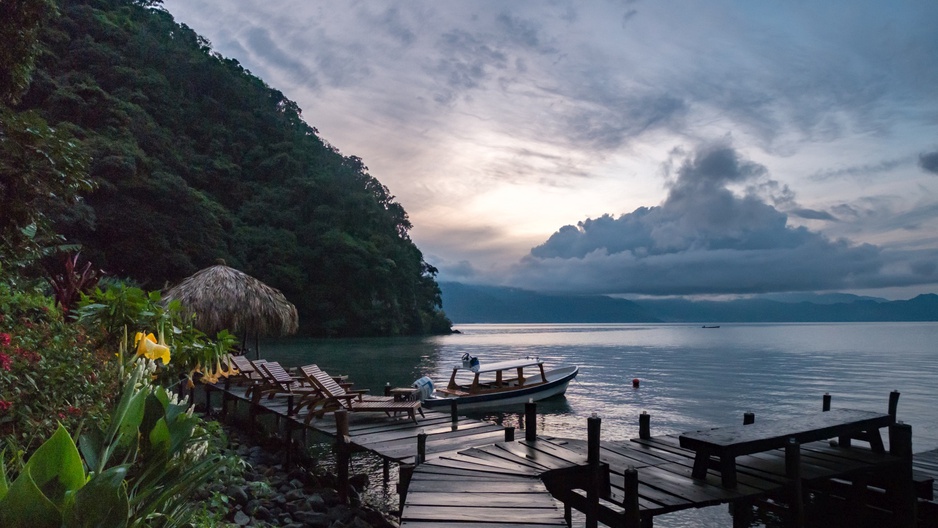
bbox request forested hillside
[12,0,451,336]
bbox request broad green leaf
[148,418,170,454]
[0,451,8,500]
[78,425,105,475]
[63,466,129,528]
[23,425,86,507]
[0,466,61,528]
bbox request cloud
[921,151,938,175]
[810,158,904,181]
[510,142,938,295]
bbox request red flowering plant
[0,271,118,459]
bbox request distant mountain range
[439,282,938,324]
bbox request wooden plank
[459,445,549,472]
[406,491,560,508]
[355,423,504,452]
[353,420,501,445]
[420,457,538,477]
[402,523,565,528]
[401,505,566,524]
[407,478,545,493]
[495,441,587,471]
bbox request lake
[261,322,938,527]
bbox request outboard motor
[412,376,434,401]
[461,352,481,372]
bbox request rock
[284,488,306,502]
[254,505,272,521]
[293,511,330,527]
[306,494,326,512]
[289,478,305,489]
[233,510,251,527]
[227,485,249,506]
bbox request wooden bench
[678,409,895,487]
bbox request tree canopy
[9,0,451,336]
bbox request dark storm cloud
[512,143,938,295]
[920,151,938,175]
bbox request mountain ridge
[440,282,938,323]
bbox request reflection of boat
[702,325,721,328]
[414,356,578,411]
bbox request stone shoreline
[196,421,399,528]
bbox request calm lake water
[262,322,938,527]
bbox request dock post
[586,414,601,528]
[743,412,755,425]
[416,430,428,465]
[383,459,390,484]
[888,390,901,418]
[398,463,415,513]
[785,437,804,528]
[639,411,650,440]
[385,382,391,397]
[525,400,537,442]
[822,393,831,412]
[623,466,640,528]
[221,376,231,419]
[335,409,350,505]
[450,400,458,425]
[888,422,915,527]
[505,426,515,442]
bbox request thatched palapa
[163,264,298,338]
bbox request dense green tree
[12,0,451,336]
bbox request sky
[161,0,938,299]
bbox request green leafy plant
[0,359,228,528]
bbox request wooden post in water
[450,400,458,425]
[822,393,831,412]
[785,437,804,528]
[416,430,428,465]
[384,382,391,397]
[398,463,415,513]
[586,414,601,528]
[888,422,915,528]
[639,411,650,440]
[889,390,901,418]
[623,466,641,528]
[505,426,515,442]
[335,409,350,504]
[743,412,755,425]
[525,400,537,442]
[383,459,390,484]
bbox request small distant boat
[414,355,578,411]
[702,325,721,329]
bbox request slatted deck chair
[227,355,268,386]
[251,361,324,416]
[300,365,422,425]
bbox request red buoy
[632,378,640,388]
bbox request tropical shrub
[0,267,117,458]
[0,359,230,528]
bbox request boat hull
[422,366,578,411]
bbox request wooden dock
[207,382,937,527]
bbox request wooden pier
[206,380,938,527]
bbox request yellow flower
[135,332,171,365]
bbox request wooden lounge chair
[300,365,422,425]
[227,355,268,386]
[250,361,323,415]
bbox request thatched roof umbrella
[163,263,298,357]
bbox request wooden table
[678,409,895,487]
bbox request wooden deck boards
[212,382,926,527]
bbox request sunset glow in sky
[162,1,938,299]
